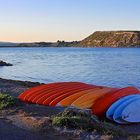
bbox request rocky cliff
[76,31,140,47]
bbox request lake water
[0,47,140,89]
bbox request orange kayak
[42,85,95,106]
[26,82,89,103]
[31,82,91,103]
[57,87,103,106]
[72,88,117,109]
[49,87,97,106]
[26,83,71,102]
[18,83,52,100]
[36,85,95,105]
[19,82,80,101]
[92,87,140,117]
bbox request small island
[0,60,13,66]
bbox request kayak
[36,84,94,105]
[113,95,140,124]
[122,99,140,123]
[27,82,92,103]
[43,85,96,106]
[106,94,139,120]
[72,88,118,109]
[18,82,140,124]
[57,87,103,106]
[19,82,86,102]
[92,87,140,117]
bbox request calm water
[0,47,140,89]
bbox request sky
[0,0,140,42]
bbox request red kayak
[19,82,88,102]
[18,82,67,100]
[36,85,95,105]
[92,87,140,117]
[25,82,89,102]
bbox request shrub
[52,108,127,137]
[0,93,16,109]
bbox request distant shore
[1,31,140,48]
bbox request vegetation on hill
[75,31,140,47]
[18,41,79,47]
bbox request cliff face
[76,31,140,47]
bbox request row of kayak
[18,82,140,124]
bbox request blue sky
[0,0,140,42]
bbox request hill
[0,42,17,46]
[1,31,140,48]
[75,31,140,47]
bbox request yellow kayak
[57,87,102,106]
[72,87,113,109]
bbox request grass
[52,108,127,137]
[52,116,95,131]
[0,93,17,109]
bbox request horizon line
[1,30,140,43]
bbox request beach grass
[52,108,127,137]
[0,93,16,109]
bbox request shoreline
[1,46,140,48]
[0,78,66,140]
[0,78,42,97]
[0,77,140,139]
